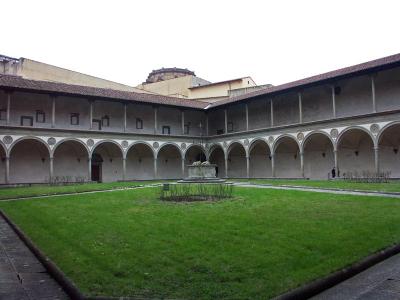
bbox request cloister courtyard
[1,180,400,299]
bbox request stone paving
[312,253,400,299]
[0,216,69,300]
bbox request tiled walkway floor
[0,216,69,300]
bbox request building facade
[1,53,400,184]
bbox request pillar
[374,147,379,174]
[122,157,126,181]
[206,113,209,136]
[49,156,54,183]
[181,158,185,178]
[331,86,336,118]
[5,156,10,184]
[123,103,127,132]
[88,156,92,181]
[246,155,250,178]
[300,151,304,178]
[271,154,275,178]
[154,106,158,134]
[224,109,228,134]
[245,103,249,131]
[371,74,377,113]
[153,158,158,179]
[333,149,338,176]
[6,91,11,125]
[51,95,56,128]
[181,110,185,135]
[224,157,228,178]
[89,100,93,129]
[298,92,302,124]
[270,99,274,127]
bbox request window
[93,119,102,130]
[216,129,224,135]
[0,109,6,120]
[136,118,143,129]
[36,110,45,123]
[20,116,33,126]
[70,113,79,125]
[162,125,170,135]
[227,122,234,133]
[101,115,110,127]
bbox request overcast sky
[3,0,399,87]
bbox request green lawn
[0,187,399,299]
[235,179,400,193]
[0,181,164,200]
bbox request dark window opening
[0,109,6,120]
[101,115,110,127]
[70,113,79,125]
[162,125,171,135]
[36,110,45,123]
[21,116,33,126]
[217,129,224,135]
[93,119,102,130]
[227,122,234,132]
[184,122,190,134]
[136,118,143,129]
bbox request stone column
[270,99,274,127]
[300,151,304,178]
[271,154,275,178]
[333,149,338,176]
[331,86,336,118]
[374,147,379,174]
[89,100,93,129]
[153,158,158,179]
[154,106,158,134]
[224,109,228,134]
[123,103,127,132]
[224,157,228,178]
[49,156,54,183]
[371,74,377,113]
[298,92,303,124]
[206,113,209,136]
[246,155,250,178]
[5,156,10,184]
[6,91,11,125]
[88,156,92,182]
[245,103,249,131]
[51,95,56,128]
[181,158,185,178]
[122,157,126,181]
[181,110,185,135]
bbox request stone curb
[0,210,85,300]
[273,243,400,300]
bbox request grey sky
[2,0,399,87]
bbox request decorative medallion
[47,137,56,146]
[86,139,94,147]
[153,142,159,149]
[370,124,380,135]
[181,143,187,150]
[223,141,228,148]
[244,139,249,146]
[2,135,13,144]
[121,140,129,148]
[297,132,304,141]
[268,136,274,144]
[330,129,338,139]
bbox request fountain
[178,161,226,183]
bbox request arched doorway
[126,143,155,180]
[184,145,206,177]
[303,133,334,179]
[53,140,89,183]
[10,138,50,183]
[157,144,182,179]
[227,142,246,178]
[274,136,301,178]
[378,123,400,177]
[91,142,123,182]
[249,140,271,178]
[337,128,374,176]
[209,145,225,178]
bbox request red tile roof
[0,75,209,109]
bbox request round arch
[337,127,375,176]
[303,131,334,152]
[9,137,51,183]
[377,121,400,144]
[227,141,247,178]
[126,141,155,158]
[377,122,400,177]
[53,138,90,157]
[208,143,226,178]
[273,134,301,178]
[272,134,300,154]
[227,141,247,157]
[183,144,207,177]
[91,140,124,182]
[157,143,182,179]
[249,138,271,178]
[303,132,335,179]
[126,142,155,180]
[91,140,124,158]
[156,142,183,160]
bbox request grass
[0,181,164,200]
[0,186,399,299]
[234,179,400,193]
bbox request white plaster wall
[126,103,154,134]
[248,98,271,130]
[53,142,88,181]
[92,144,123,182]
[274,94,299,126]
[126,144,154,180]
[227,104,246,132]
[56,96,90,130]
[158,107,181,135]
[10,92,52,128]
[335,76,372,118]
[157,145,182,179]
[249,142,271,177]
[209,147,225,178]
[304,150,334,179]
[302,86,333,122]
[92,100,123,132]
[228,146,246,178]
[375,67,400,112]
[10,140,50,183]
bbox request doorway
[91,153,103,182]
